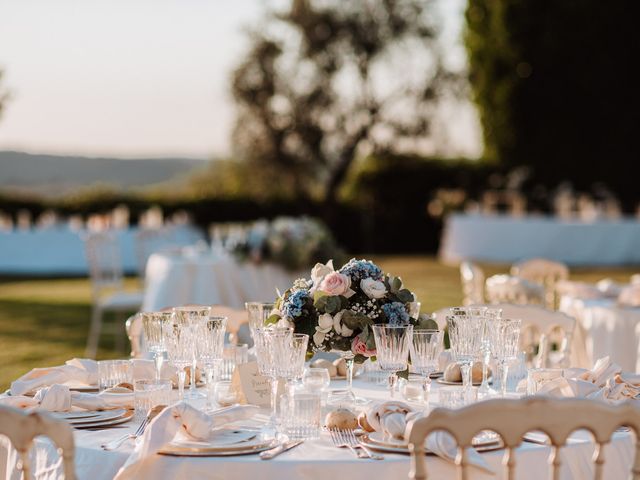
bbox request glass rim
[141,311,173,318]
[245,301,275,308]
[206,315,229,321]
[371,324,414,330]
[412,329,440,334]
[97,359,131,365]
[172,305,212,312]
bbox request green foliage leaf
[266,314,280,325]
[396,288,413,303]
[341,310,372,330]
[325,296,341,314]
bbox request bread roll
[325,408,358,430]
[443,361,487,383]
[333,358,347,377]
[311,359,338,378]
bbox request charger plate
[360,432,503,454]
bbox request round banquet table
[560,296,640,372]
[142,252,303,311]
[1,379,635,480]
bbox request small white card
[231,361,283,407]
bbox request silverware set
[328,429,384,460]
[101,404,165,451]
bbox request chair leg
[85,306,103,358]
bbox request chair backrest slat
[0,406,76,479]
[406,397,640,480]
[511,258,569,309]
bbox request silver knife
[260,440,303,460]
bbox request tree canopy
[231,0,452,207]
[465,0,639,198]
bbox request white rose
[360,278,387,299]
[310,260,335,293]
[332,310,353,337]
[408,300,421,318]
[313,313,334,346]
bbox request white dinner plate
[50,410,105,420]
[65,408,129,425]
[436,378,487,386]
[159,432,277,457]
[360,431,503,454]
[72,410,134,429]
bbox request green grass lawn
[0,256,637,390]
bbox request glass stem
[501,361,509,397]
[177,368,186,400]
[270,376,279,420]
[460,363,471,392]
[422,372,432,409]
[154,353,164,382]
[190,356,198,395]
[205,366,215,410]
[345,355,354,394]
[388,372,398,398]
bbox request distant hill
[0,151,207,196]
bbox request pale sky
[0,0,481,160]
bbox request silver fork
[344,429,384,460]
[329,428,366,458]
[101,404,164,451]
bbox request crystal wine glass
[165,314,193,400]
[490,317,522,396]
[409,329,443,408]
[254,327,292,423]
[141,311,171,381]
[372,324,413,398]
[197,315,228,411]
[273,333,309,393]
[172,305,212,399]
[245,302,275,332]
[447,311,485,397]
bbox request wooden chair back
[460,261,485,306]
[84,231,124,296]
[0,406,76,479]
[407,397,640,480]
[511,258,569,308]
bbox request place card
[231,361,283,407]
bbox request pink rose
[318,272,353,297]
[351,335,376,358]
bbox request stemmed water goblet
[273,333,309,394]
[165,314,193,400]
[197,315,228,411]
[409,329,443,408]
[141,311,171,381]
[372,324,413,398]
[490,318,522,396]
[172,305,212,399]
[254,327,293,424]
[447,310,485,397]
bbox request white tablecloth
[0,226,203,275]
[561,296,640,372]
[1,379,634,479]
[440,213,640,266]
[143,252,302,311]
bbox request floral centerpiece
[269,258,424,362]
[232,216,346,271]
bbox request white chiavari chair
[511,258,569,309]
[407,397,640,480]
[460,261,485,306]
[84,232,143,358]
[0,406,76,480]
[485,274,545,306]
[432,303,576,368]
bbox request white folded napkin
[10,358,177,396]
[114,402,259,480]
[33,384,134,411]
[426,431,494,474]
[0,395,39,409]
[10,358,98,396]
[535,356,639,404]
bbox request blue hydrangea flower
[382,302,410,326]
[339,259,383,283]
[282,289,310,318]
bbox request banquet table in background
[0,226,203,275]
[142,252,303,311]
[560,296,640,372]
[1,379,635,480]
[440,213,640,266]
